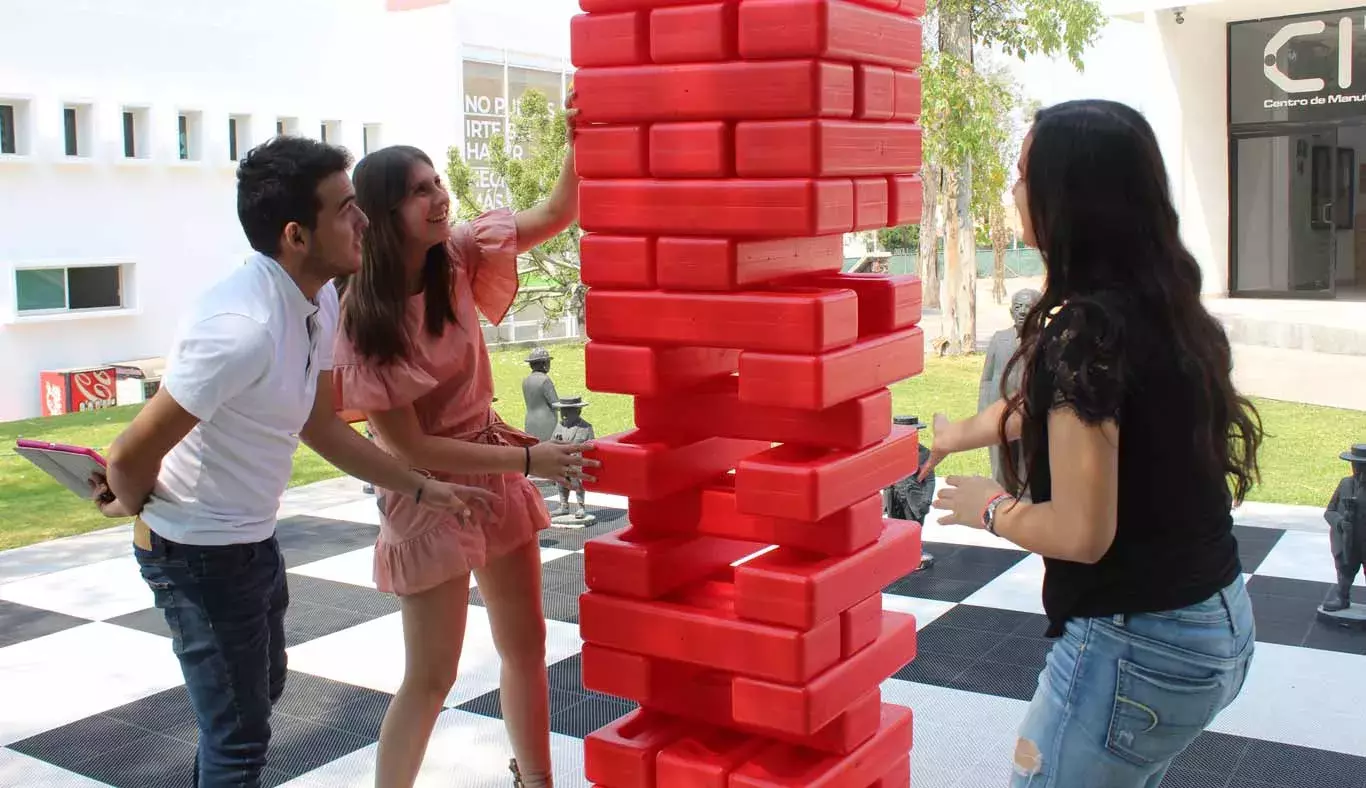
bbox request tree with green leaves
[920,0,1104,354]
[446,89,583,323]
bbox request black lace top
[1022,295,1241,637]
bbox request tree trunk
[918,163,941,309]
[991,204,1008,304]
[941,9,975,354]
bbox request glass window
[2,104,17,155]
[15,266,123,313]
[16,269,68,312]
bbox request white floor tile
[920,509,1019,550]
[880,678,1026,779]
[1253,530,1365,587]
[0,554,151,621]
[285,607,582,706]
[0,749,112,787]
[289,546,377,588]
[311,498,382,526]
[962,554,1046,615]
[881,594,958,629]
[0,524,132,586]
[1208,641,1366,757]
[278,709,589,788]
[544,490,628,511]
[0,623,183,746]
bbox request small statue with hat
[521,347,560,443]
[882,415,935,572]
[1321,443,1366,626]
[979,288,1041,491]
[550,395,596,526]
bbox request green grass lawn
[1,344,1358,551]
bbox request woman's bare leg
[374,575,471,788]
[473,539,551,787]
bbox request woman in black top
[922,100,1263,787]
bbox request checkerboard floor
[2,482,1364,788]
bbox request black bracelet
[524,446,531,476]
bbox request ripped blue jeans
[1012,576,1255,788]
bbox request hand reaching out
[529,440,599,487]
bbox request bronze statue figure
[521,347,559,442]
[979,288,1041,488]
[1322,444,1366,625]
[550,395,596,526]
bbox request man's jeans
[134,528,289,788]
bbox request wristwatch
[983,493,1013,535]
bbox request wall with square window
[61,102,94,158]
[120,106,150,159]
[176,110,203,161]
[0,98,32,156]
[14,263,126,315]
[363,123,383,155]
[228,114,251,161]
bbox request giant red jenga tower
[569,0,927,784]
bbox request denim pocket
[1106,658,1223,767]
[190,544,257,580]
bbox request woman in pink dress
[332,129,592,788]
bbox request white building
[1088,0,1366,301]
[0,0,578,421]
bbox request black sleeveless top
[1022,295,1241,637]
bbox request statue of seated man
[1324,444,1366,613]
[550,396,595,519]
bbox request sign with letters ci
[1231,8,1366,126]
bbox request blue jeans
[134,529,289,788]
[1012,576,1255,787]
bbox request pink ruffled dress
[332,208,550,596]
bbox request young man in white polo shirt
[91,136,494,788]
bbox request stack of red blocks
[570,0,928,783]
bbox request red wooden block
[575,125,648,178]
[738,0,923,70]
[585,343,739,397]
[734,120,922,177]
[584,528,765,600]
[581,644,884,754]
[579,590,843,683]
[893,69,922,120]
[650,122,731,178]
[573,60,854,123]
[841,593,882,657]
[651,3,735,63]
[655,235,842,291]
[797,272,923,335]
[656,729,767,788]
[872,755,911,788]
[579,178,855,237]
[853,177,889,231]
[585,288,858,354]
[731,704,914,788]
[896,0,926,15]
[579,234,655,290]
[630,482,885,556]
[584,709,690,788]
[733,613,918,736]
[579,0,914,11]
[735,424,920,521]
[738,326,924,409]
[734,519,922,628]
[888,174,923,225]
[855,64,894,120]
[571,12,650,68]
[636,376,891,451]
[585,430,768,501]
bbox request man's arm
[104,390,202,515]
[299,379,432,498]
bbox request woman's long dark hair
[337,145,456,365]
[998,100,1263,503]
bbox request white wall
[0,0,474,420]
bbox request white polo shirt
[140,253,338,546]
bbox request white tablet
[15,439,108,500]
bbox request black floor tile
[103,685,197,735]
[1234,737,1366,788]
[549,695,636,739]
[982,634,1055,669]
[1172,731,1251,776]
[286,574,401,620]
[541,592,582,624]
[892,648,966,685]
[1158,767,1232,788]
[883,574,992,603]
[915,625,1008,659]
[275,515,380,566]
[932,604,1041,635]
[547,653,588,695]
[69,732,198,788]
[106,606,172,639]
[949,660,1041,701]
[282,600,378,648]
[1232,526,1283,574]
[1303,620,1366,656]
[265,716,372,776]
[315,690,393,741]
[9,713,152,768]
[0,599,90,648]
[1247,575,1333,601]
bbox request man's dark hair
[236,136,353,258]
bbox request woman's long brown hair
[337,145,456,366]
[997,100,1263,504]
